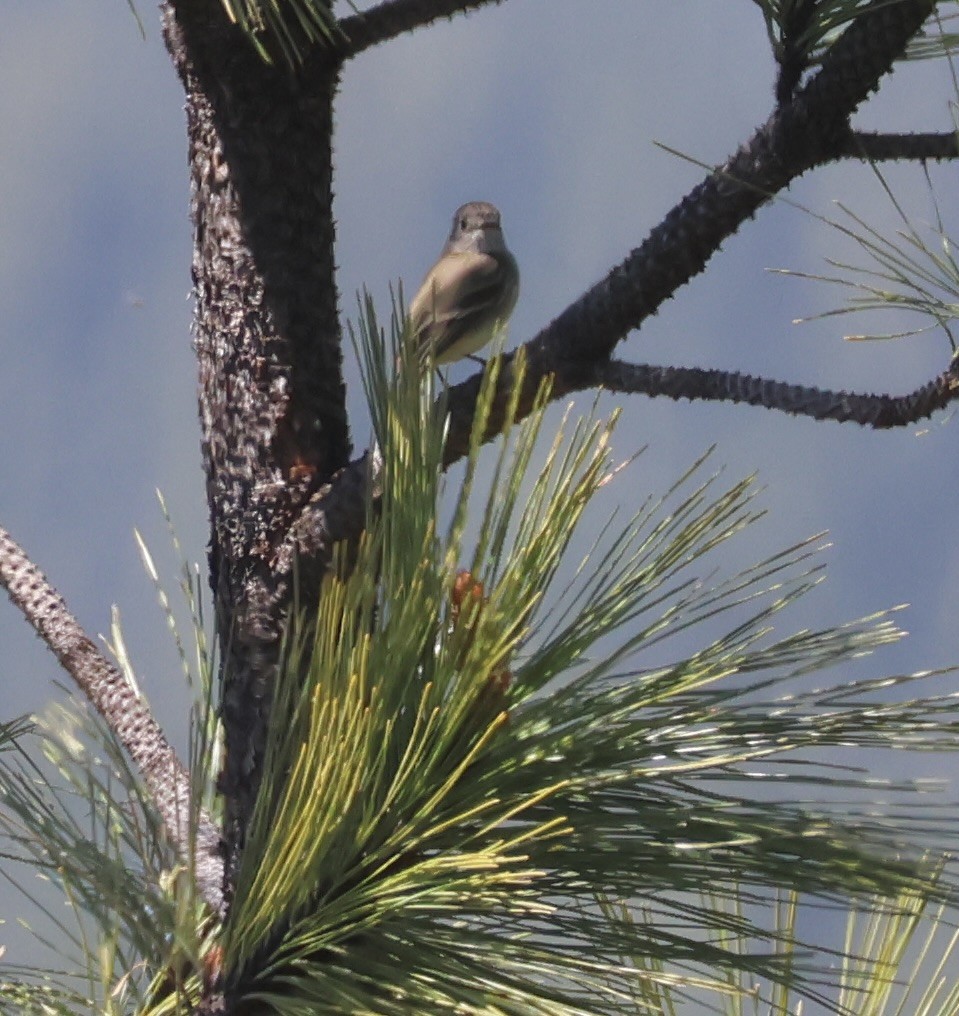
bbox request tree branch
[279,447,380,574]
[526,0,935,367]
[592,356,959,427]
[0,524,224,914]
[336,0,505,59]
[293,343,959,559]
[841,129,959,161]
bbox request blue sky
[2,0,959,995]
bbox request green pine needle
[751,1,929,68]
[218,0,342,67]
[4,292,959,1013]
[219,292,959,1014]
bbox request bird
[408,201,520,367]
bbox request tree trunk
[163,0,350,903]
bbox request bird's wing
[409,251,506,345]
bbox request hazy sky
[2,1,958,1000]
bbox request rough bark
[163,0,349,901]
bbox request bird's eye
[459,217,468,231]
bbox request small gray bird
[409,201,520,366]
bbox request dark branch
[592,357,959,428]
[775,0,818,105]
[526,0,934,368]
[281,448,380,576]
[431,347,959,471]
[336,0,504,59]
[0,524,224,914]
[841,130,959,161]
[295,344,959,558]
